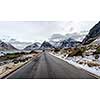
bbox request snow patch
[50,52,100,77]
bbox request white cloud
[0,21,98,42]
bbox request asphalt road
[6,52,96,79]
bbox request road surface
[6,52,96,79]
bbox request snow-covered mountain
[82,21,100,45]
[24,42,41,50]
[65,33,87,42]
[49,32,87,44]
[8,39,32,50]
[60,38,80,48]
[51,38,81,48]
[40,41,54,49]
[49,40,61,47]
[0,40,17,51]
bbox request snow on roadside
[49,52,100,77]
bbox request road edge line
[1,54,42,79]
[49,53,100,79]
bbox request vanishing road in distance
[5,52,96,79]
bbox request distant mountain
[57,38,81,48]
[24,42,41,50]
[9,39,32,50]
[65,33,87,42]
[49,40,61,47]
[82,21,100,45]
[0,40,17,51]
[40,41,54,50]
[49,34,65,42]
[49,33,87,44]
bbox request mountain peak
[24,42,41,50]
[82,21,100,45]
[40,41,54,49]
[58,38,81,48]
[0,40,17,51]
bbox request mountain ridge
[0,40,18,51]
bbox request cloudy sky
[0,21,98,43]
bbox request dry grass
[78,60,100,67]
[87,61,100,67]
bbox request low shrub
[68,47,86,57]
[95,54,99,59]
[93,46,100,54]
[54,48,60,53]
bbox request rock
[82,21,100,45]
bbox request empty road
[6,52,96,79]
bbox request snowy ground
[0,50,21,56]
[50,52,100,78]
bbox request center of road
[5,52,96,79]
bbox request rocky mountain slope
[51,38,81,48]
[40,41,54,49]
[24,42,41,50]
[0,40,17,51]
[82,21,100,45]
